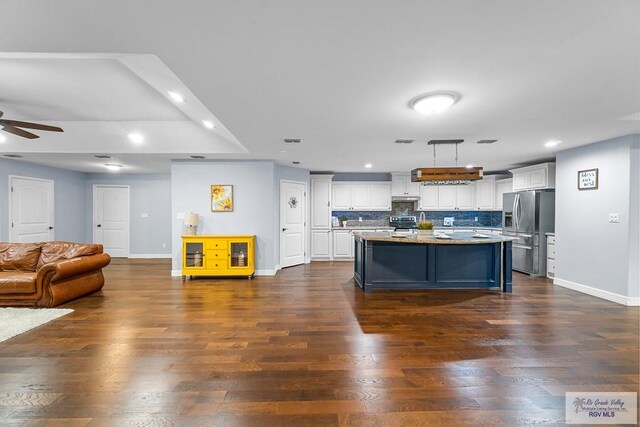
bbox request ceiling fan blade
[0,120,63,132]
[2,125,39,139]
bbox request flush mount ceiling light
[104,163,123,171]
[545,139,562,147]
[128,132,144,144]
[202,120,215,129]
[365,163,372,168]
[410,92,459,115]
[168,91,185,103]
[411,140,483,185]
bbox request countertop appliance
[502,189,555,277]
[389,215,417,232]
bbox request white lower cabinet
[332,230,353,258]
[311,230,331,259]
[546,235,555,278]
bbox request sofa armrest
[37,253,111,283]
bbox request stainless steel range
[389,215,417,231]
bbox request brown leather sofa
[0,241,111,308]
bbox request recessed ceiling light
[466,164,474,169]
[104,163,123,171]
[411,92,459,115]
[168,91,185,103]
[202,120,215,129]
[4,154,22,158]
[0,134,6,143]
[128,133,144,144]
[94,155,112,159]
[545,140,562,147]
[365,163,372,168]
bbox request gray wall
[85,173,172,255]
[628,141,639,299]
[171,160,277,273]
[0,158,86,242]
[555,134,639,301]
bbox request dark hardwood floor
[0,259,638,426]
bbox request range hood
[392,195,421,202]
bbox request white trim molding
[171,270,182,277]
[171,268,279,277]
[129,254,172,259]
[554,278,640,306]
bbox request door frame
[8,175,55,242]
[279,179,308,269]
[92,184,131,257]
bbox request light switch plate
[177,212,185,220]
[141,213,149,218]
[609,213,619,223]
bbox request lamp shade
[183,212,199,227]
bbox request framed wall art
[211,185,234,211]
[577,168,598,190]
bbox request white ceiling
[0,0,638,174]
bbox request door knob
[97,224,102,227]
[282,228,288,232]
[48,226,54,230]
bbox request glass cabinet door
[185,242,204,268]
[230,242,248,267]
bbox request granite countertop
[332,226,395,230]
[355,231,518,245]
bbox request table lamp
[183,212,199,235]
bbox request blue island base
[354,238,512,293]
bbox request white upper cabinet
[331,182,391,211]
[436,185,475,210]
[474,177,495,210]
[418,185,438,210]
[391,173,419,196]
[456,185,475,210]
[310,175,333,229]
[350,184,371,210]
[495,179,513,211]
[331,183,352,210]
[510,163,556,191]
[369,184,392,210]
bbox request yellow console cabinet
[181,235,255,280]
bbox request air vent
[292,161,301,165]
[190,155,205,159]
[94,155,112,159]
[477,139,498,144]
[284,138,301,144]
[395,139,414,144]
[4,154,22,158]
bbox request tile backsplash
[332,210,502,228]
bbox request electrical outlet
[608,213,620,223]
[359,217,362,222]
[474,217,478,222]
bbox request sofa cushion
[0,243,42,272]
[37,242,103,269]
[0,272,37,294]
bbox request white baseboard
[554,278,640,306]
[129,254,172,259]
[171,269,182,277]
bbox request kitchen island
[353,232,515,292]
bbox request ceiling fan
[0,111,63,139]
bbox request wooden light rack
[411,167,484,182]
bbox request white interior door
[280,180,306,268]
[93,185,130,257]
[9,176,54,243]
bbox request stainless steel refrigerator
[502,190,555,276]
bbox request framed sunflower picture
[211,185,234,211]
